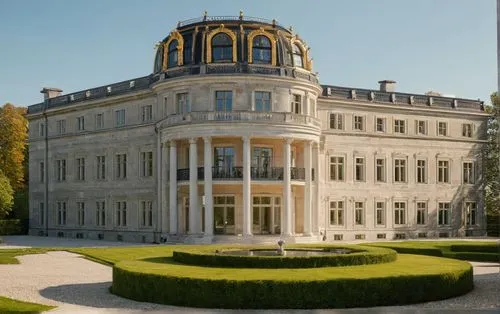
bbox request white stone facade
[26,16,489,243]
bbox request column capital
[170,139,177,147]
[283,138,294,145]
[242,136,251,143]
[203,136,211,143]
[189,138,197,144]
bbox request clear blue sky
[0,0,496,106]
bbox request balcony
[176,167,306,181]
[163,111,321,129]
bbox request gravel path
[0,236,498,313]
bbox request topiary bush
[172,245,397,268]
[450,243,499,254]
[0,219,26,235]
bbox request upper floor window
[76,157,85,181]
[39,122,45,137]
[176,93,189,114]
[376,117,385,132]
[353,115,364,131]
[291,94,302,114]
[394,158,407,183]
[115,109,125,127]
[375,158,386,182]
[56,120,66,135]
[212,33,232,62]
[96,155,106,180]
[462,123,473,137]
[292,44,303,68]
[96,113,104,129]
[141,152,153,177]
[215,91,232,111]
[330,113,344,130]
[184,36,192,65]
[115,154,127,179]
[394,119,406,134]
[141,105,153,122]
[56,159,66,182]
[438,121,448,136]
[416,120,427,135]
[76,116,85,131]
[437,160,450,183]
[39,161,44,183]
[255,91,271,112]
[463,162,475,184]
[416,159,427,183]
[354,157,365,181]
[167,40,178,68]
[252,35,271,64]
[330,156,344,181]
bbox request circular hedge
[112,254,473,309]
[172,245,397,268]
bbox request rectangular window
[39,122,45,137]
[329,201,344,225]
[394,119,406,134]
[416,159,427,183]
[255,91,271,112]
[163,97,168,117]
[463,162,474,184]
[354,157,365,181]
[39,202,44,226]
[376,117,385,132]
[96,155,106,180]
[375,158,385,182]
[329,156,344,181]
[176,93,190,114]
[77,201,85,226]
[353,115,364,131]
[355,202,364,225]
[115,109,126,127]
[56,120,66,135]
[141,105,153,122]
[39,161,44,183]
[96,201,106,226]
[438,122,448,136]
[438,202,450,225]
[376,202,385,225]
[291,94,302,114]
[215,91,232,112]
[394,158,406,183]
[57,201,67,225]
[465,202,477,226]
[416,120,427,135]
[76,116,85,131]
[115,154,127,179]
[76,158,85,181]
[141,200,153,227]
[116,201,127,226]
[56,159,66,182]
[95,113,104,129]
[329,113,344,130]
[141,152,153,177]
[417,202,427,225]
[394,202,406,225]
[438,160,450,183]
[462,123,473,137]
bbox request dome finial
[239,10,244,20]
[203,10,208,21]
[289,25,294,33]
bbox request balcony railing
[163,111,321,128]
[176,167,306,181]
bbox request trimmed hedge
[445,251,499,263]
[450,244,499,254]
[365,245,443,257]
[172,245,397,268]
[0,219,27,235]
[112,254,473,309]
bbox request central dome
[153,12,313,74]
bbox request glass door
[213,196,235,234]
[252,147,273,179]
[252,196,280,234]
[214,147,234,178]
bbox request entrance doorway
[214,195,235,234]
[252,196,281,234]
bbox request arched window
[212,33,233,62]
[167,40,178,68]
[292,44,303,68]
[183,36,192,65]
[252,35,271,64]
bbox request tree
[484,93,500,217]
[0,103,28,190]
[0,170,14,218]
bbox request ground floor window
[438,202,450,226]
[252,196,281,234]
[329,201,344,226]
[141,201,153,227]
[354,201,364,225]
[96,201,106,226]
[116,201,127,226]
[416,202,427,225]
[57,201,66,225]
[394,202,406,225]
[214,196,235,234]
[375,201,385,226]
[465,201,476,226]
[39,202,44,226]
[77,202,85,226]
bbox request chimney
[378,80,396,92]
[40,87,63,100]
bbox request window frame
[215,90,233,112]
[462,161,475,185]
[462,123,473,138]
[437,202,451,226]
[437,121,448,137]
[354,201,365,226]
[393,201,407,225]
[329,200,345,226]
[114,109,126,127]
[437,159,451,184]
[375,157,386,182]
[329,156,345,181]
[393,157,407,183]
[416,201,427,225]
[354,157,365,182]
[375,201,386,226]
[353,115,365,131]
[375,117,385,133]
[416,159,427,184]
[465,201,477,226]
[394,119,406,134]
[329,113,344,130]
[254,91,272,112]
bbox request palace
[27,14,489,243]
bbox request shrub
[172,245,397,268]
[0,219,27,235]
[112,255,473,309]
[366,245,443,257]
[450,244,499,254]
[444,251,499,263]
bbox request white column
[303,141,312,236]
[313,141,320,234]
[189,138,199,234]
[160,142,169,233]
[283,138,293,236]
[242,136,252,237]
[169,141,178,234]
[203,137,213,236]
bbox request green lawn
[0,296,55,313]
[0,248,58,264]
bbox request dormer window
[167,40,178,68]
[212,33,233,62]
[292,44,303,68]
[252,35,271,64]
